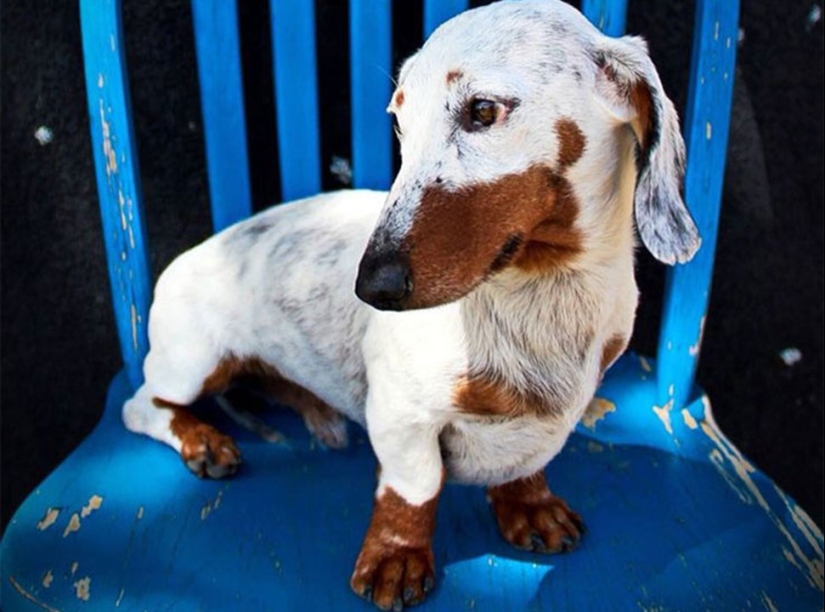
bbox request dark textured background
[1,0,823,533]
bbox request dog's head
[356,0,700,311]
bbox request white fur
[125,0,694,508]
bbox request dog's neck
[458,143,639,408]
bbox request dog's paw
[491,493,585,554]
[179,424,241,478]
[350,546,435,610]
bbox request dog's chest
[439,411,573,486]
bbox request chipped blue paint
[270,0,322,201]
[79,0,150,390]
[191,0,253,232]
[657,0,739,412]
[424,0,469,37]
[350,0,393,190]
[582,0,627,37]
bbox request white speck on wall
[705,122,713,140]
[807,4,822,30]
[330,155,353,186]
[34,126,53,146]
[779,347,803,366]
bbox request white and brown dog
[124,0,699,608]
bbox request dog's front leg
[488,471,585,554]
[351,405,444,610]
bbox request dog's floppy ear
[592,36,701,265]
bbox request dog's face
[355,0,700,311]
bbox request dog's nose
[355,255,413,310]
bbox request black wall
[2,0,823,532]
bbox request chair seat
[2,354,822,611]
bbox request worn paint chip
[587,441,604,454]
[652,400,674,435]
[81,494,104,518]
[36,507,60,531]
[42,570,54,588]
[681,409,698,430]
[74,576,91,601]
[63,513,81,537]
[71,561,79,576]
[581,397,616,429]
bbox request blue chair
[2,1,822,610]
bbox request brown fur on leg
[154,398,241,479]
[487,471,585,553]
[351,485,441,610]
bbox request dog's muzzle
[355,252,413,311]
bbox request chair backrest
[80,0,738,417]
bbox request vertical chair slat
[80,0,152,391]
[657,0,739,411]
[350,0,393,191]
[581,0,628,38]
[423,0,469,38]
[191,0,253,232]
[270,0,321,201]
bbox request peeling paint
[8,576,61,612]
[774,484,825,560]
[63,513,81,537]
[639,356,652,373]
[587,441,604,453]
[36,507,60,531]
[689,317,706,357]
[137,506,144,520]
[703,420,824,591]
[116,588,125,607]
[71,561,79,576]
[99,99,118,177]
[581,397,616,429]
[760,592,779,612]
[681,409,698,430]
[705,121,713,140]
[74,576,91,601]
[81,494,103,518]
[98,73,104,88]
[709,449,752,503]
[652,400,674,435]
[131,303,139,351]
[42,570,54,588]
[201,490,224,521]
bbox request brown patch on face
[453,373,560,417]
[445,69,463,84]
[487,471,585,553]
[392,88,405,108]
[154,398,241,478]
[600,334,628,376]
[554,118,586,169]
[403,165,582,307]
[350,482,442,608]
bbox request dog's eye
[466,99,499,131]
